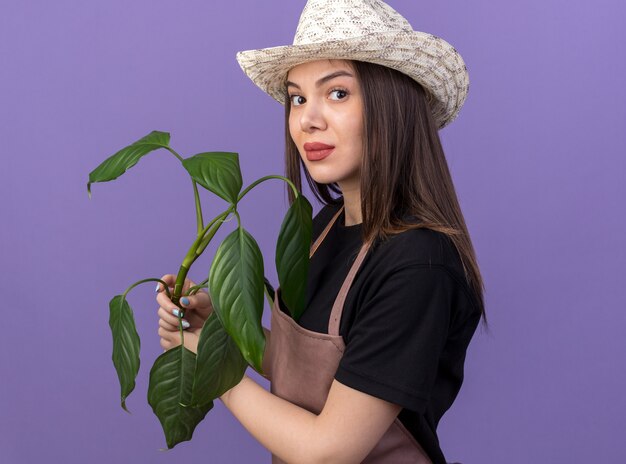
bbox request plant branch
[195,210,235,257]
[164,146,184,163]
[172,206,236,304]
[191,181,204,235]
[165,146,205,234]
[187,283,208,296]
[238,175,298,203]
[122,278,172,300]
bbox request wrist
[219,373,248,404]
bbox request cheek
[346,117,364,156]
[288,111,298,135]
[288,118,307,164]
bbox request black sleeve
[334,264,454,413]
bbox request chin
[306,170,342,185]
[307,167,359,188]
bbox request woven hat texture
[236,0,469,129]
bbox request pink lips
[304,142,335,161]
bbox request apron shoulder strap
[328,240,372,336]
[307,202,372,337]
[309,204,344,258]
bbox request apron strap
[309,204,345,258]
[328,240,372,336]
[306,202,372,336]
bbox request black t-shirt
[278,200,482,464]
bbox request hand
[156,274,213,354]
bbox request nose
[299,98,327,133]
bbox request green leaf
[182,152,242,204]
[275,194,313,320]
[189,312,248,407]
[108,295,141,412]
[87,131,170,197]
[147,346,213,449]
[209,227,266,373]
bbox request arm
[232,263,458,463]
[157,276,401,463]
[219,376,401,464]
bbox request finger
[156,274,177,293]
[157,305,178,325]
[183,311,207,328]
[158,307,191,329]
[158,318,177,332]
[155,285,174,295]
[158,326,175,340]
[155,275,199,296]
[184,277,198,291]
[179,291,212,311]
[159,317,190,331]
[159,337,180,351]
[156,291,175,309]
[158,325,186,342]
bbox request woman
[156,1,486,463]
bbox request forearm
[254,326,271,380]
[219,375,327,464]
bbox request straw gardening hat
[236,0,469,129]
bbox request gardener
[155,1,486,463]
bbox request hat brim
[236,30,469,129]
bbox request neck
[341,185,361,226]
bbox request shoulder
[364,226,481,313]
[372,226,461,272]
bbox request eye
[329,88,349,100]
[289,95,305,106]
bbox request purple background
[1,1,624,462]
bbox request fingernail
[181,320,190,329]
[155,283,161,293]
[172,308,182,318]
[181,297,190,306]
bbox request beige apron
[263,205,432,463]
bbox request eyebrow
[285,70,354,90]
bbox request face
[286,59,364,194]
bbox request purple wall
[1,1,624,462]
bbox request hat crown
[236,0,470,128]
[293,0,413,45]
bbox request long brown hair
[283,59,487,325]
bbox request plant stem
[238,175,299,203]
[122,278,172,300]
[171,208,233,347]
[192,181,204,235]
[172,264,191,304]
[165,146,205,234]
[164,146,184,162]
[187,282,208,296]
[166,172,300,351]
[170,175,297,302]
[195,210,233,257]
[172,206,236,302]
[178,313,185,348]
